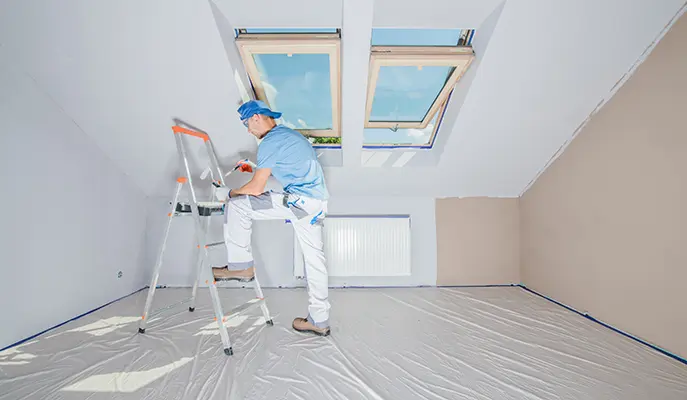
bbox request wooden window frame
[364,46,474,130]
[235,34,341,138]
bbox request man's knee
[247,192,274,211]
[226,196,252,217]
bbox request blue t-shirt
[257,125,329,200]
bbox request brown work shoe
[212,266,255,282]
[292,317,331,336]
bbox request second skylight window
[365,29,475,131]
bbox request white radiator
[293,216,411,277]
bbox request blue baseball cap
[237,100,282,122]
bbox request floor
[1,287,686,399]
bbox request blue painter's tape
[467,29,475,46]
[363,145,432,150]
[330,285,433,289]
[0,287,147,352]
[439,284,519,288]
[518,284,687,367]
[336,284,518,289]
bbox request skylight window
[363,28,475,148]
[236,30,341,139]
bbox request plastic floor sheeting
[1,287,686,399]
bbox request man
[212,100,331,336]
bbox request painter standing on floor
[212,100,331,336]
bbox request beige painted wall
[521,13,687,358]
[436,198,519,285]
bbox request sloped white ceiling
[0,0,684,198]
[440,0,687,196]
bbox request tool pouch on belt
[283,193,310,219]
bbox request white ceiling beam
[209,2,253,108]
[217,0,343,28]
[430,1,506,166]
[341,0,374,167]
[373,0,502,29]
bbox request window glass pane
[370,65,453,122]
[245,28,338,34]
[364,112,439,146]
[253,53,333,130]
[371,29,463,46]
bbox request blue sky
[254,53,333,130]
[244,28,338,34]
[370,65,451,122]
[371,28,463,46]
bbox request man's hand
[214,186,230,201]
[235,159,256,173]
[237,162,253,173]
[229,168,271,197]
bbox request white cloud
[406,128,426,137]
[406,123,434,137]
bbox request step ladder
[138,124,273,356]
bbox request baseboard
[518,284,687,367]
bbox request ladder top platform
[175,201,225,217]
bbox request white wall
[144,196,437,288]
[0,59,148,349]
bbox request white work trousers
[223,191,330,327]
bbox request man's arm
[229,168,271,197]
